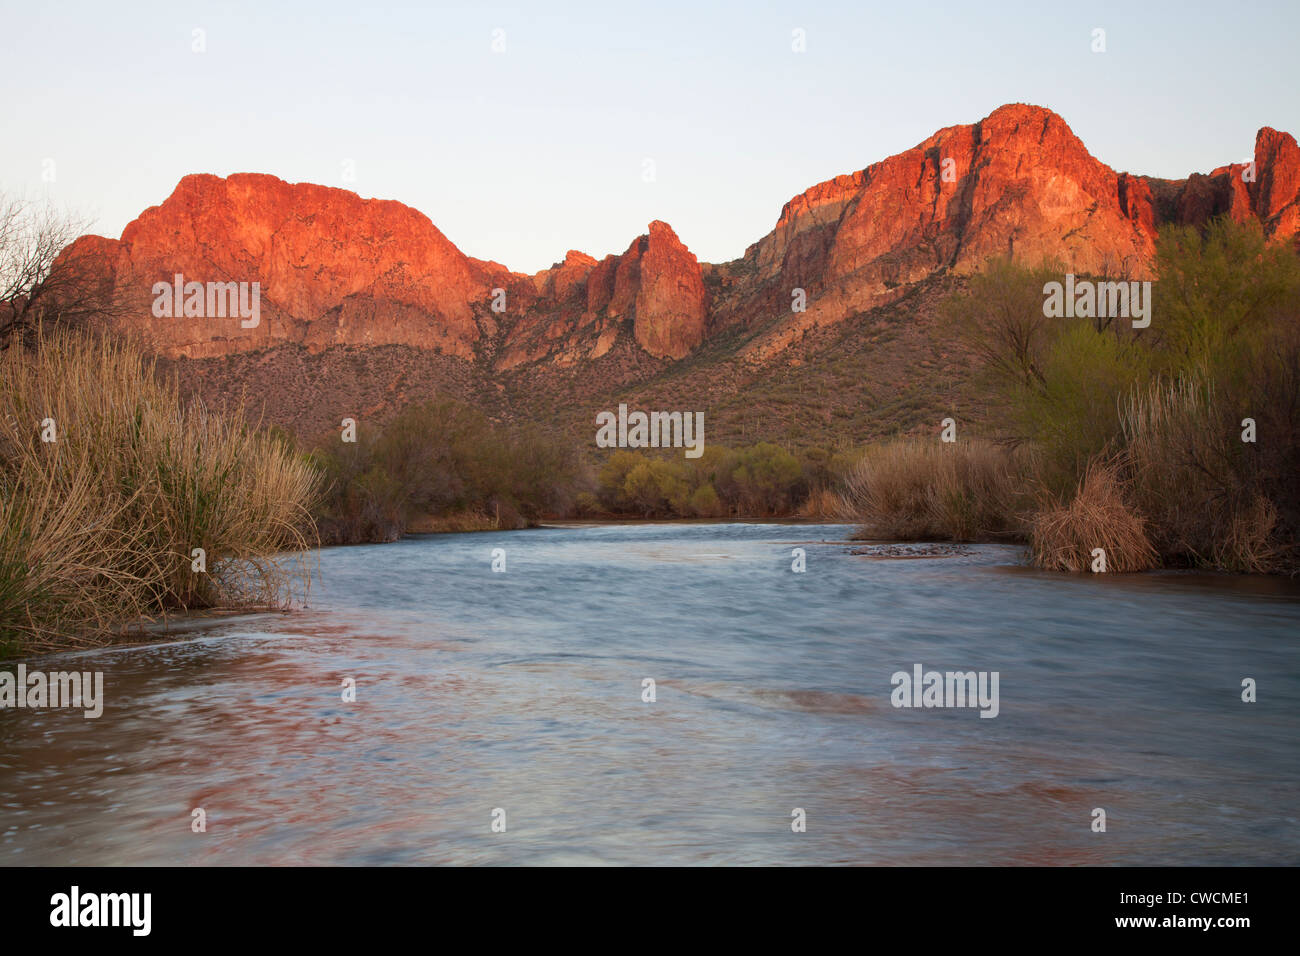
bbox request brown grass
[798,486,846,520]
[1030,455,1157,573]
[1121,377,1280,572]
[0,330,320,655]
[843,438,1025,541]
[405,505,526,533]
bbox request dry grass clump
[1121,376,1280,572]
[0,331,320,655]
[0,446,163,647]
[1029,455,1157,572]
[798,486,846,520]
[843,438,1024,541]
[406,505,526,534]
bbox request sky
[3,0,1298,274]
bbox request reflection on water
[2,523,1298,865]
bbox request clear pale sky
[3,0,1297,273]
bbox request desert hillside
[63,102,1300,444]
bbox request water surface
[2,523,1297,865]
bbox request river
[2,522,1297,865]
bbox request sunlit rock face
[65,105,1299,366]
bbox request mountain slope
[60,103,1300,445]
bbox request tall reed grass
[842,439,1026,541]
[1121,376,1279,572]
[0,331,320,655]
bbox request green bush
[312,399,589,542]
[949,216,1300,571]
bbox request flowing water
[2,523,1297,865]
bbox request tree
[0,193,119,348]
[1152,217,1300,379]
[949,256,1064,392]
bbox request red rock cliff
[64,105,1300,366]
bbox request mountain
[62,103,1300,445]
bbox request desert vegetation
[844,216,1300,573]
[309,402,858,541]
[841,439,1026,541]
[308,400,585,543]
[585,442,856,520]
[0,331,319,656]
